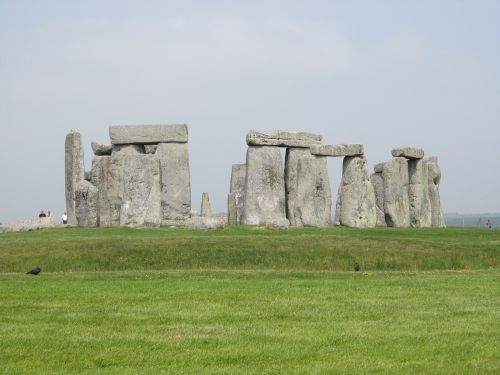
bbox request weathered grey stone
[74,180,98,227]
[186,216,225,230]
[424,157,445,227]
[336,156,376,228]
[370,172,386,226]
[383,157,410,227]
[408,159,432,228]
[120,155,161,227]
[0,217,55,233]
[246,130,322,148]
[109,124,188,144]
[65,131,85,225]
[374,163,385,173]
[228,164,246,225]
[201,192,212,217]
[112,144,144,155]
[144,145,158,154]
[285,148,331,227]
[310,144,364,157]
[91,141,113,156]
[156,143,191,225]
[242,146,288,226]
[334,185,342,226]
[391,146,424,159]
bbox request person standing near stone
[62,212,68,224]
[38,210,47,218]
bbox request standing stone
[228,164,246,225]
[65,131,85,225]
[156,143,191,225]
[242,146,288,226]
[201,192,212,217]
[74,180,98,227]
[408,159,432,228]
[425,156,445,227]
[370,172,386,226]
[336,156,376,228]
[294,155,331,227]
[383,157,410,227]
[120,155,161,227]
[285,148,331,227]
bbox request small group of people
[486,219,492,229]
[38,210,68,224]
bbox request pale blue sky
[1,0,499,222]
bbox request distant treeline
[444,213,500,228]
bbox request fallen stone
[120,155,161,227]
[65,130,85,225]
[424,157,445,227]
[408,159,432,228]
[310,144,364,157]
[228,163,246,225]
[383,157,410,227]
[186,216,226,230]
[246,130,322,148]
[391,146,424,159]
[336,156,376,228]
[285,148,331,227]
[242,146,288,226]
[109,124,188,144]
[370,172,386,226]
[74,180,98,227]
[201,192,212,217]
[156,143,191,225]
[91,141,113,156]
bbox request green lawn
[1,227,499,374]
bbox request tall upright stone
[242,146,288,226]
[408,159,432,227]
[370,170,386,226]
[383,157,410,227]
[228,164,246,225]
[65,130,85,225]
[156,143,191,225]
[425,156,445,227]
[336,156,376,228]
[201,192,212,217]
[120,155,161,227]
[74,180,98,227]
[285,148,331,227]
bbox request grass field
[1,226,499,374]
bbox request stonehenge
[65,125,444,230]
[65,124,191,228]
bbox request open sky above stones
[1,0,499,222]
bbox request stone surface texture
[424,156,445,227]
[110,124,188,144]
[120,155,161,227]
[383,157,410,227]
[0,217,55,233]
[186,216,226,230]
[156,143,191,225]
[74,180,99,227]
[246,130,322,148]
[65,131,85,225]
[201,192,212,217]
[310,144,364,157]
[374,163,385,173]
[408,159,432,228]
[144,145,158,154]
[370,172,386,226]
[391,146,424,159]
[285,148,331,227]
[242,146,288,226]
[112,144,144,155]
[91,141,113,156]
[336,156,376,228]
[228,163,246,225]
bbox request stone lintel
[391,146,424,159]
[109,124,188,145]
[310,144,364,157]
[246,130,322,148]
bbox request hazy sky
[1,0,499,222]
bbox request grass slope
[0,226,499,272]
[1,270,499,374]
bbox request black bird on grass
[26,266,41,275]
[354,263,361,272]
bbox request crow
[26,266,41,275]
[354,263,361,272]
